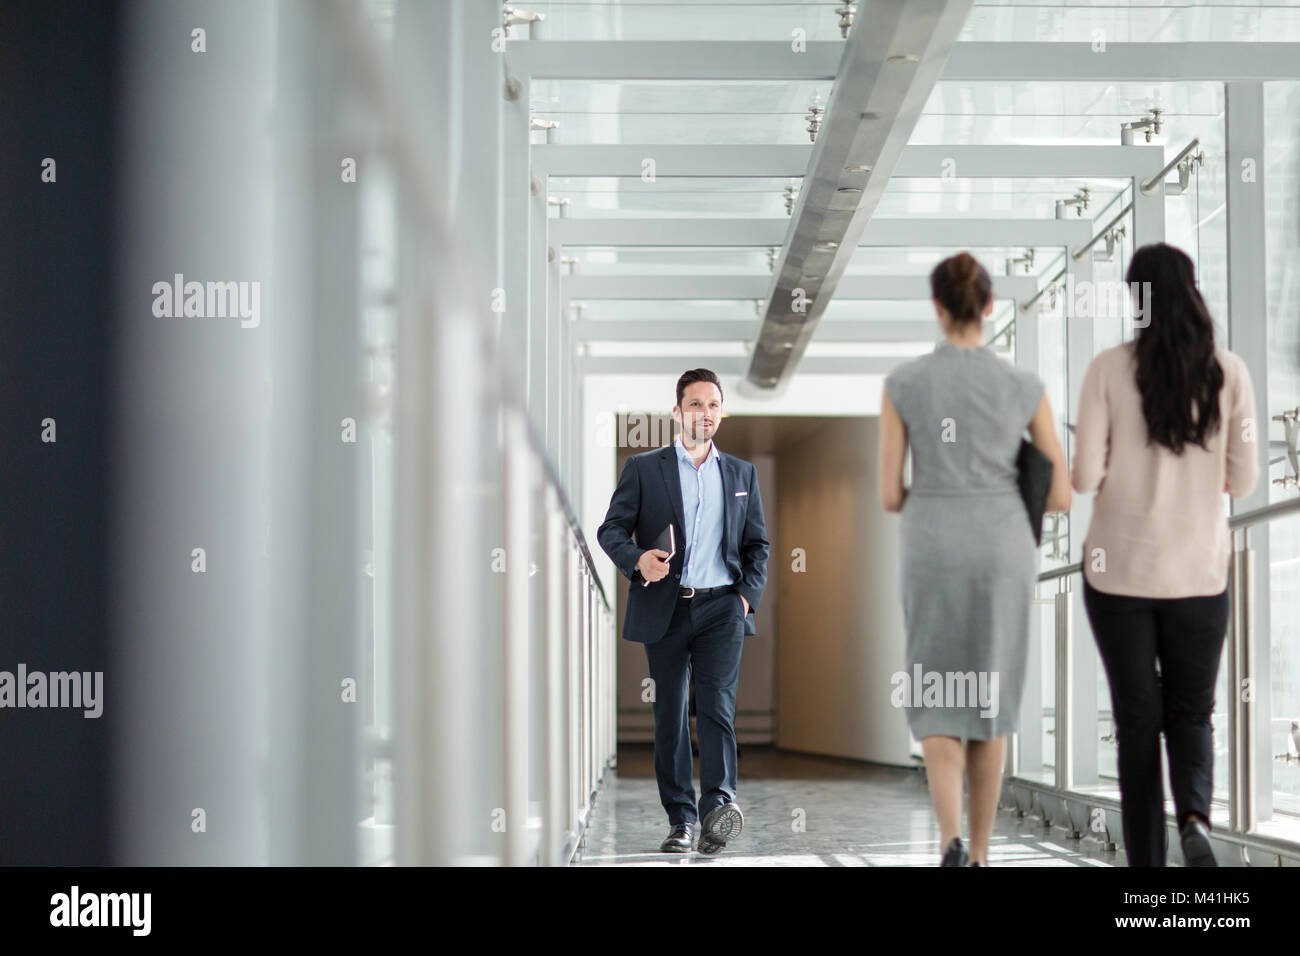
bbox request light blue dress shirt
[674,437,733,589]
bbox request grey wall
[612,420,776,744]
[774,418,913,767]
[610,415,913,767]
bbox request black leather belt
[678,585,734,599]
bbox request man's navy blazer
[597,443,770,645]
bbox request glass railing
[1014,495,1300,860]
[314,1,617,867]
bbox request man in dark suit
[597,369,769,855]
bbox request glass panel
[532,80,833,144]
[878,177,1127,219]
[529,459,549,862]
[552,176,800,218]
[1025,584,1057,782]
[517,1,1300,44]
[1266,514,1300,824]
[1163,153,1229,345]
[568,247,775,274]
[962,0,1300,43]
[359,151,399,853]
[525,1,860,41]
[1083,188,1132,351]
[1264,81,1300,834]
[565,246,1067,278]
[846,246,1064,278]
[913,81,1223,146]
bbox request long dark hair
[1127,243,1223,454]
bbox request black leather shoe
[697,833,724,856]
[1180,817,1217,867]
[940,837,968,867]
[702,802,744,845]
[660,823,694,853]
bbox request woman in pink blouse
[1072,243,1259,867]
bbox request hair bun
[930,252,992,326]
[950,252,977,283]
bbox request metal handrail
[1230,494,1300,531]
[1072,201,1133,262]
[1032,490,1299,847]
[1037,559,1083,583]
[521,418,611,611]
[1035,495,1300,583]
[1140,137,1201,196]
[323,1,609,613]
[1020,266,1066,312]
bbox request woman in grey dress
[878,253,1072,866]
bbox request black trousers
[644,589,746,827]
[1082,578,1229,866]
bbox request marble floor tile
[575,744,1125,867]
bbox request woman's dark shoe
[940,837,968,867]
[1180,817,1217,867]
[967,860,986,867]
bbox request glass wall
[1264,81,1300,823]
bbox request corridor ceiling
[514,0,1300,394]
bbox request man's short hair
[675,368,723,408]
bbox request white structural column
[1225,80,1273,822]
[502,409,531,865]
[536,174,560,463]
[558,247,581,508]
[548,242,565,486]
[542,487,568,865]
[1130,151,1167,252]
[502,66,536,422]
[1065,250,1098,787]
[1014,301,1043,777]
[458,2,508,376]
[391,0,499,865]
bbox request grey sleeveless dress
[884,342,1044,741]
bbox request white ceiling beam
[552,217,1093,248]
[574,318,946,343]
[577,355,905,375]
[563,274,1039,301]
[943,42,1300,82]
[536,144,811,179]
[535,143,1161,179]
[510,40,843,80]
[513,41,1300,83]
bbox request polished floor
[575,744,1126,866]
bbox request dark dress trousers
[597,444,769,825]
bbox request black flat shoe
[660,823,694,853]
[1180,817,1217,867]
[940,837,968,867]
